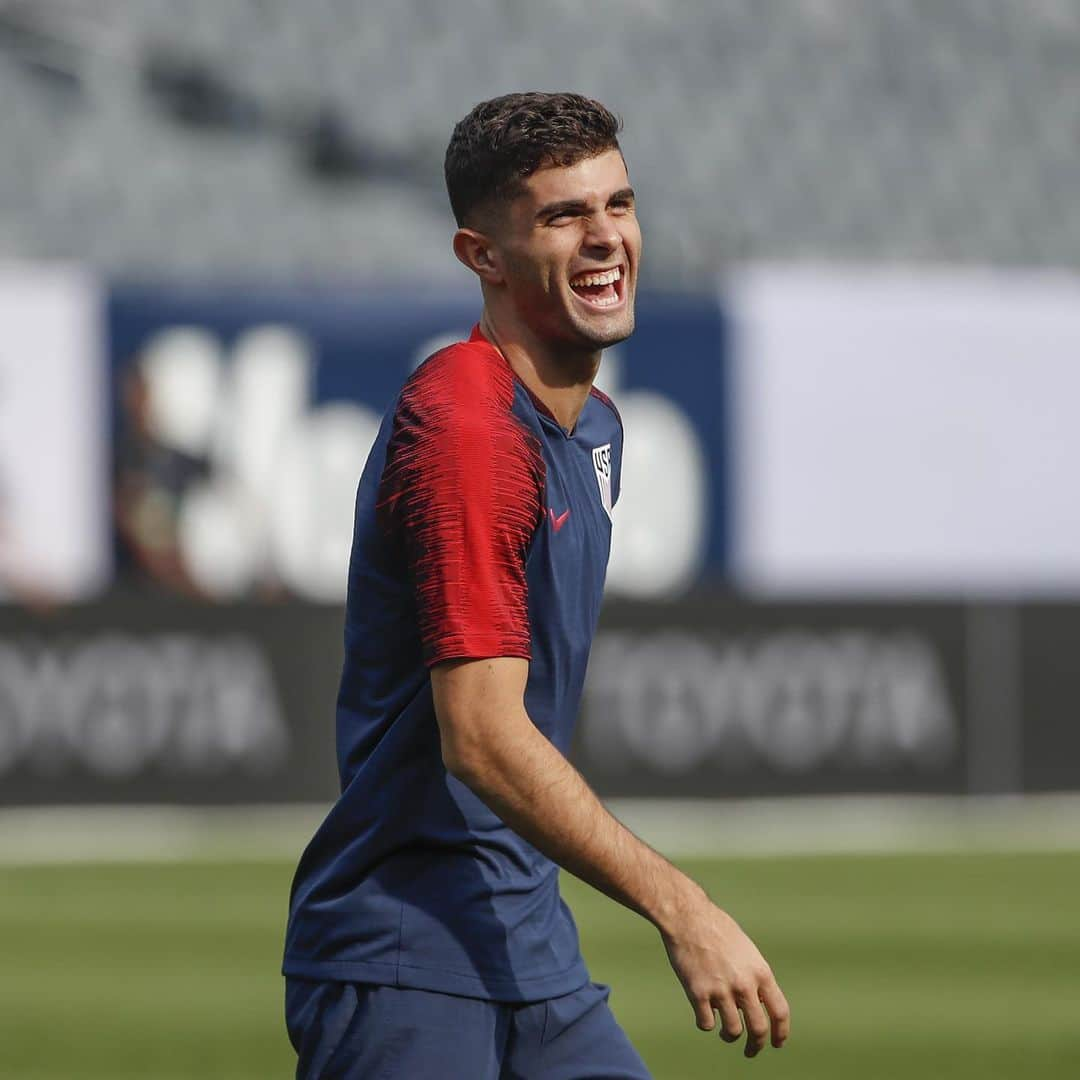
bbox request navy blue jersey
[283,326,623,1002]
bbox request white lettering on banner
[0,636,288,778]
[582,631,956,775]
[135,324,382,602]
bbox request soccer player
[283,92,790,1078]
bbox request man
[283,92,790,1078]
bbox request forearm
[432,657,791,1051]
[448,705,702,936]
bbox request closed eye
[536,188,636,225]
[540,203,587,225]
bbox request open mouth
[569,265,625,310]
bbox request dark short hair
[445,92,622,227]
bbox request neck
[479,310,599,434]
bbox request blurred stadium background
[1,1,1079,1077]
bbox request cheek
[523,257,565,297]
[501,252,536,291]
[503,239,574,299]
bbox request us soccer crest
[592,443,613,520]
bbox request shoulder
[384,338,544,494]
[402,339,515,426]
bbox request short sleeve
[377,345,545,666]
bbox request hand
[661,890,790,1058]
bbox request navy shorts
[285,978,652,1079]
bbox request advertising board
[0,595,340,805]
[4,595,1074,806]
[576,598,968,797]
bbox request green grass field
[1,852,1077,1079]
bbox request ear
[453,228,504,285]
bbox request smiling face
[475,149,641,354]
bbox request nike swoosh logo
[548,508,570,533]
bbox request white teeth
[571,266,621,288]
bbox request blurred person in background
[113,359,208,596]
[283,91,789,1078]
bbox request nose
[583,210,621,256]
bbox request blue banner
[107,282,729,599]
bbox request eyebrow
[535,187,636,221]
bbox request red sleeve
[377,342,545,666]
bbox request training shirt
[283,325,623,1002]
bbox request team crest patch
[592,443,613,520]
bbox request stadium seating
[0,0,1076,279]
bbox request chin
[573,310,635,349]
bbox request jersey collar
[469,324,564,430]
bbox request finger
[760,980,791,1048]
[738,993,771,1058]
[714,995,742,1043]
[691,997,715,1032]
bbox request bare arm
[431,656,791,1057]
